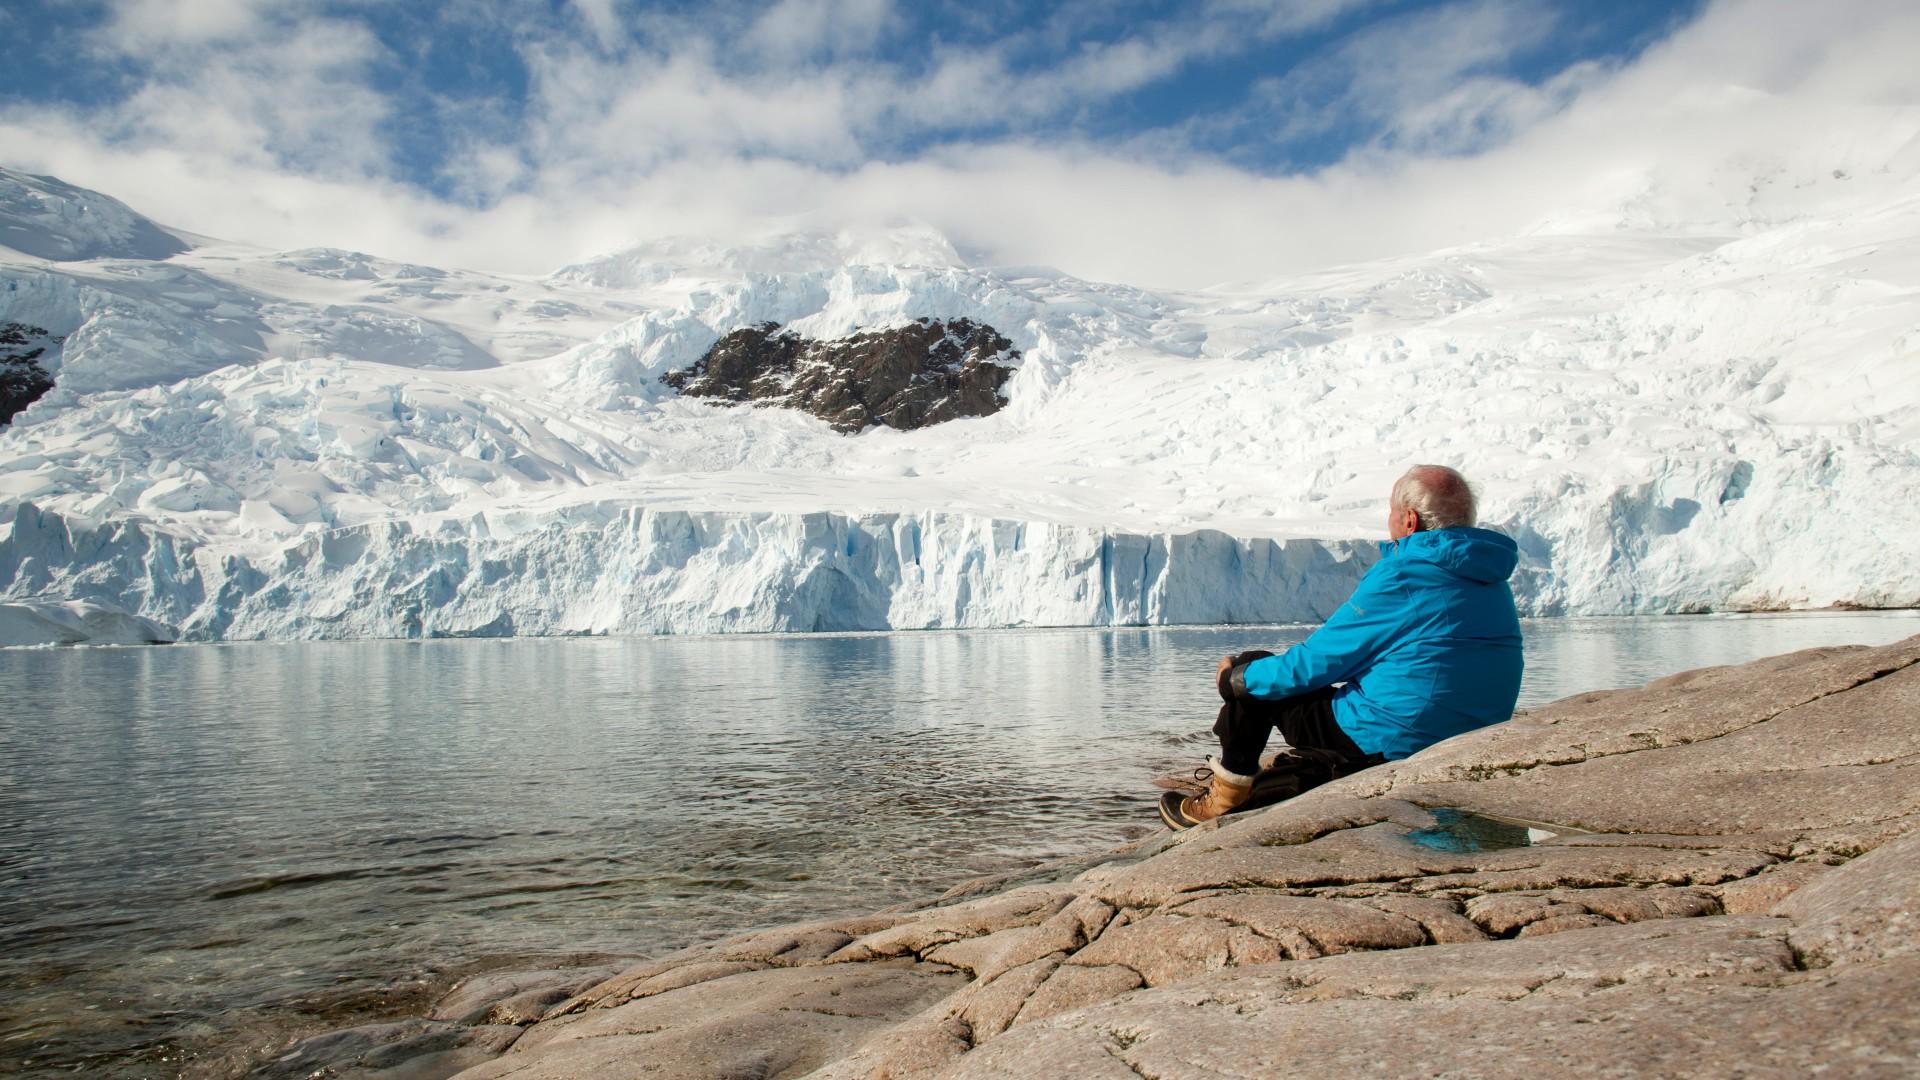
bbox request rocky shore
[260,635,1920,1078]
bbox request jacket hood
[1381,527,1519,584]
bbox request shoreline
[5,604,1918,651]
[255,633,1920,1079]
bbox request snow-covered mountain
[0,169,189,262]
[0,159,1915,641]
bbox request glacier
[0,160,1916,642]
[0,502,1376,640]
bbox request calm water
[1,611,1915,1076]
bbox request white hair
[1392,465,1477,529]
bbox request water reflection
[1403,808,1554,853]
[0,610,1913,1075]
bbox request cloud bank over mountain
[4,0,1914,287]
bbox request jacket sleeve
[1235,563,1411,700]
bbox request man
[1160,464,1524,830]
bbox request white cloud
[513,41,868,175]
[570,0,626,50]
[1245,0,1564,153]
[744,0,895,61]
[1383,61,1603,156]
[3,0,1916,291]
[1204,0,1381,36]
[71,1,394,177]
[92,0,279,48]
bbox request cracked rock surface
[331,635,1920,1079]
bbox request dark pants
[1213,650,1381,778]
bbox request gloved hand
[1217,649,1275,701]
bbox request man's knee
[1218,649,1275,701]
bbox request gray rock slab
[1779,828,1920,968]
[1716,859,1832,913]
[1098,828,1773,908]
[1067,911,1285,986]
[711,914,906,965]
[1164,892,1429,952]
[922,893,1121,985]
[805,1010,978,1080]
[950,954,1066,1038]
[943,916,1823,1079]
[828,885,1080,963]
[450,960,965,1080]
[431,966,623,1026]
[548,913,904,1016]
[1358,894,1489,943]
[251,1020,522,1080]
[1013,962,1146,1027]
[950,956,1920,1079]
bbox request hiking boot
[1158,756,1256,830]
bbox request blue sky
[4,1,1703,191]
[0,1,1911,285]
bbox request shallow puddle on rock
[1403,808,1560,853]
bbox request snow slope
[0,168,189,262]
[1,158,1916,640]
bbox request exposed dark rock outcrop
[663,318,1018,433]
[1,322,58,425]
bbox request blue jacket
[1237,527,1524,760]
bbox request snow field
[1,165,1917,639]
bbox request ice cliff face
[0,502,1374,640]
[0,165,1915,641]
